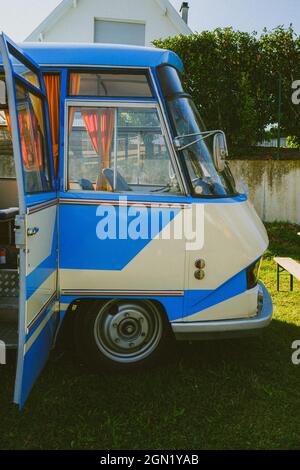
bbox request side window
[67,106,181,195]
[16,83,52,193]
[68,71,153,98]
[0,111,14,178]
[0,43,54,194]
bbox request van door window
[0,75,14,178]
[67,106,181,195]
[16,83,52,193]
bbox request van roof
[18,43,184,72]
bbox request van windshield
[168,96,237,196]
[157,66,237,197]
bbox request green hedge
[153,27,300,151]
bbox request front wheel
[74,299,171,371]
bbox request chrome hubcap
[94,301,162,363]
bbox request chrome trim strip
[61,289,184,297]
[27,198,58,214]
[26,291,57,333]
[59,198,188,209]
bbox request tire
[73,299,172,371]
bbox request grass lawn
[0,223,300,450]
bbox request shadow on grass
[264,222,300,261]
[1,318,300,449]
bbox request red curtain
[30,103,43,169]
[18,109,31,168]
[100,109,115,166]
[81,108,115,191]
[82,110,99,154]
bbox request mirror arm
[173,129,228,155]
[174,129,228,153]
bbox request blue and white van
[0,34,272,407]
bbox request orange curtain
[44,74,60,175]
[68,74,81,134]
[4,110,11,134]
[4,105,40,170]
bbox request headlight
[246,258,262,289]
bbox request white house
[25,0,192,46]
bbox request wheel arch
[56,296,173,350]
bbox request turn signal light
[195,259,205,269]
[194,269,205,280]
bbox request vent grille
[0,270,19,297]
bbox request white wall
[229,160,300,224]
[36,0,183,45]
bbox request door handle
[27,227,39,237]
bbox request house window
[94,19,146,46]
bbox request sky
[0,0,299,42]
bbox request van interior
[0,107,19,349]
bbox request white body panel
[186,200,268,292]
[178,285,259,322]
[26,205,57,326]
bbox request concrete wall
[229,160,300,224]
[30,0,184,45]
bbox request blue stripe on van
[18,308,57,408]
[59,203,181,271]
[57,268,247,323]
[183,269,247,319]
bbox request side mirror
[213,132,228,172]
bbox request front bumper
[171,282,272,341]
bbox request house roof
[25,0,192,42]
[18,42,184,71]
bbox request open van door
[0,34,58,407]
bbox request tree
[153,27,300,152]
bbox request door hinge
[14,214,26,249]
